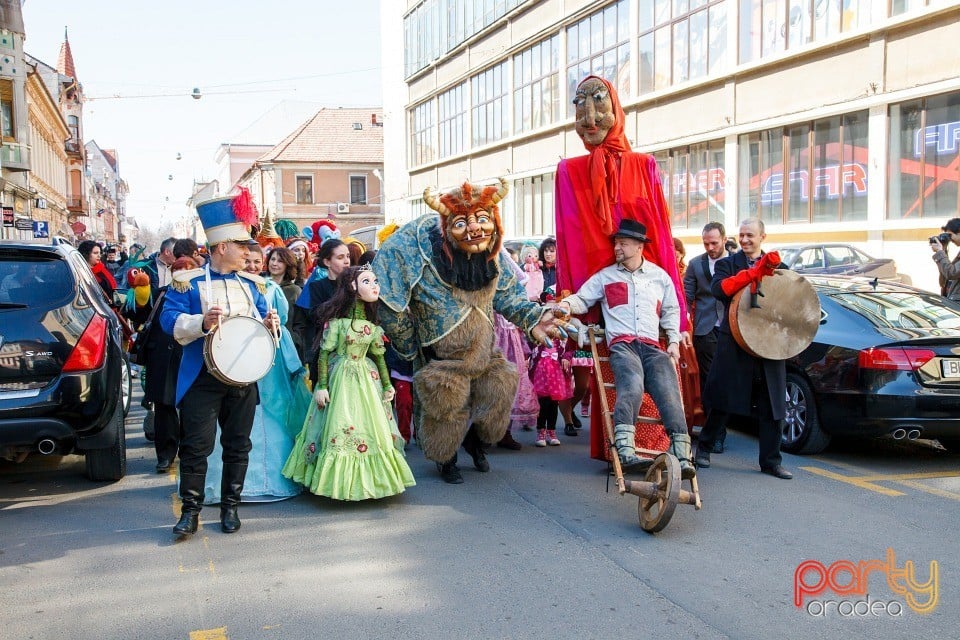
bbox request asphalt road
[1,392,956,640]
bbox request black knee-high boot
[220,463,247,534]
[173,472,205,536]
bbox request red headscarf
[578,75,631,236]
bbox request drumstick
[265,293,281,347]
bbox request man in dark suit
[683,221,728,452]
[695,218,792,479]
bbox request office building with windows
[381,0,960,288]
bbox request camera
[929,232,952,245]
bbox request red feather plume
[231,186,260,227]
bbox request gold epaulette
[237,270,267,294]
[170,268,205,293]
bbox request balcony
[64,139,82,156]
[1,142,30,172]
[66,196,87,214]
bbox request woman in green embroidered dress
[282,266,415,500]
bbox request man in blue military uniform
[160,189,280,536]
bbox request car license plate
[941,360,960,378]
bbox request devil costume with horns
[372,178,560,483]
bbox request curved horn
[422,186,449,215]
[491,177,509,204]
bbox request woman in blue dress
[204,246,312,503]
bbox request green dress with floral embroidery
[282,315,415,500]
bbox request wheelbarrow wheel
[638,453,681,533]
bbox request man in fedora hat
[555,219,695,478]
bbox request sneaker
[546,429,561,446]
[580,404,590,417]
[535,429,547,447]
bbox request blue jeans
[608,341,686,437]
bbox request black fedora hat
[611,219,651,243]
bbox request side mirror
[820,309,829,325]
[794,263,805,272]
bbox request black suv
[0,238,131,480]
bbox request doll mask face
[573,77,615,147]
[354,270,380,303]
[446,208,497,254]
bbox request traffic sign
[33,220,49,238]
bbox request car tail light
[62,314,108,373]
[858,347,935,371]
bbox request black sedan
[783,275,960,454]
[775,243,911,284]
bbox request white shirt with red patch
[565,260,681,347]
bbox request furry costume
[372,179,551,463]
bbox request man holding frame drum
[160,188,280,537]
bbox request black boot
[497,430,522,450]
[220,463,247,534]
[712,426,727,453]
[437,454,464,484]
[173,472,205,537]
[462,428,490,472]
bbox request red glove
[720,251,782,296]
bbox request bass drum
[203,315,276,386]
[729,269,820,361]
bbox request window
[739,0,873,63]
[514,35,560,134]
[350,176,367,205]
[508,173,555,237]
[797,247,824,269]
[566,1,630,115]
[0,79,13,141]
[404,0,523,78]
[654,140,725,230]
[471,62,509,147]
[409,100,436,167]
[639,0,727,92]
[438,83,467,158]
[67,115,79,141]
[296,176,313,205]
[891,0,930,15]
[739,111,869,224]
[888,92,960,220]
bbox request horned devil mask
[423,178,508,259]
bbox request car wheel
[121,355,132,417]
[938,438,960,453]
[781,371,831,455]
[85,400,127,481]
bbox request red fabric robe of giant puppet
[554,76,699,461]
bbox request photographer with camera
[930,218,960,301]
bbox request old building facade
[382,0,960,289]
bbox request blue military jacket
[159,266,268,405]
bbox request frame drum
[728,269,820,361]
[203,315,276,386]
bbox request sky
[22,0,383,230]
